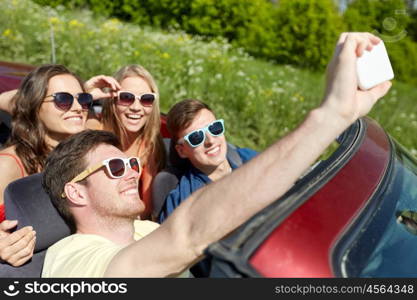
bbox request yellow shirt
[42,220,160,277]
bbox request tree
[269,0,345,70]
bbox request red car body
[208,116,417,277]
[250,119,390,277]
[0,61,34,93]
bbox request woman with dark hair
[85,65,166,220]
[0,64,95,266]
[0,64,93,210]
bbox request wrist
[309,104,352,134]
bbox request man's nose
[204,131,215,146]
[125,165,141,180]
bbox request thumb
[366,81,392,104]
[0,220,18,232]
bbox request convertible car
[208,116,417,277]
[1,61,417,278]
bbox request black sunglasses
[44,92,93,111]
[116,91,156,107]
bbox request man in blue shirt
[159,99,258,224]
[158,99,257,276]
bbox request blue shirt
[158,148,258,223]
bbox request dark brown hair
[7,64,84,174]
[43,130,121,232]
[167,99,212,143]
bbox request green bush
[3,0,417,153]
[135,0,345,71]
[386,37,417,86]
[267,0,345,70]
[33,0,143,22]
[408,9,417,42]
[344,0,410,36]
[128,0,191,28]
[31,0,417,84]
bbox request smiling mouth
[65,116,83,121]
[206,146,220,155]
[126,114,142,120]
[121,187,138,196]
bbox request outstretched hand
[0,220,36,267]
[322,32,392,125]
[84,75,121,100]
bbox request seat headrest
[166,138,190,170]
[4,173,71,252]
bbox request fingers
[98,75,121,91]
[85,75,120,100]
[0,228,36,266]
[85,75,121,91]
[362,81,392,104]
[323,32,388,122]
[0,226,33,252]
[338,32,381,59]
[0,220,18,234]
[7,234,36,267]
[105,76,121,91]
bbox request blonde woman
[86,65,166,220]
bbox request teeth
[66,116,82,121]
[207,146,219,154]
[123,188,137,195]
[126,114,142,120]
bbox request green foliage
[344,0,410,35]
[386,37,417,86]
[31,0,344,71]
[267,0,346,70]
[128,0,191,27]
[0,0,321,151]
[408,9,417,42]
[2,0,417,153]
[31,0,417,84]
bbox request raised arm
[105,33,392,277]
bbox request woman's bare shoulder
[0,145,17,156]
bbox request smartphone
[356,41,394,90]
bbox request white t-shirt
[42,220,160,277]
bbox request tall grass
[1,0,417,154]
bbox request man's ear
[175,143,188,159]
[64,182,88,206]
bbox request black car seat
[0,173,70,277]
[0,111,11,146]
[151,138,243,220]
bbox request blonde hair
[101,64,166,172]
